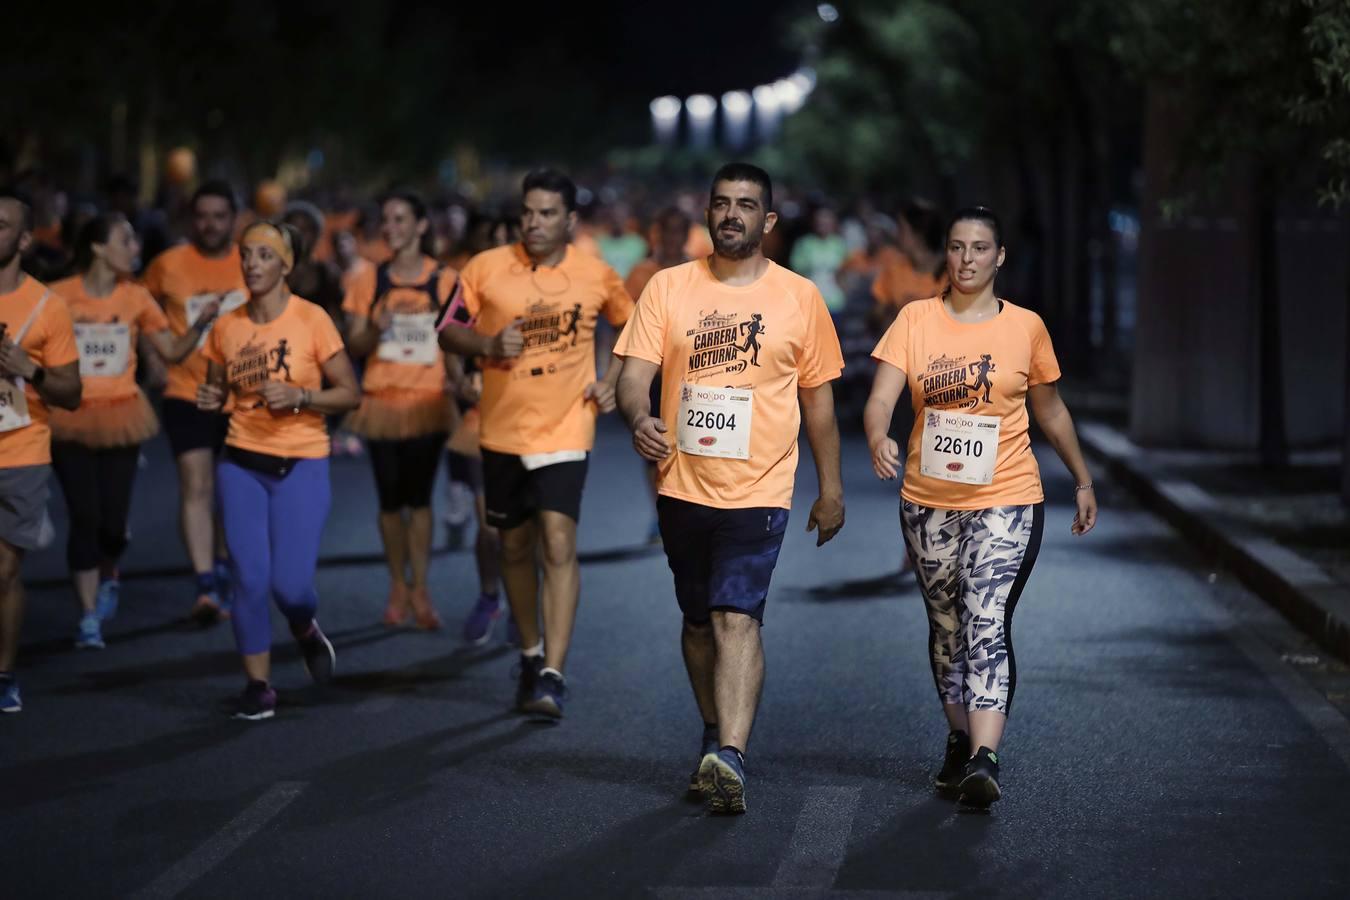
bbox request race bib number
[0,377,32,433]
[677,382,753,459]
[377,313,440,365]
[920,408,1000,485]
[186,290,248,348]
[74,323,131,377]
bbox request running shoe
[934,729,971,792]
[75,613,105,650]
[958,747,1002,809]
[689,728,720,794]
[513,655,545,712]
[698,747,748,815]
[94,577,120,622]
[523,668,566,719]
[190,592,226,626]
[296,621,336,685]
[232,680,277,721]
[383,582,411,627]
[0,676,21,713]
[409,587,443,631]
[462,593,503,646]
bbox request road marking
[773,787,861,889]
[131,781,306,899]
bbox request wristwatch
[31,366,46,388]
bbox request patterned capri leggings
[901,502,1044,716]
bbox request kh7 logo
[946,462,964,472]
[698,436,717,447]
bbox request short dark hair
[521,168,578,212]
[656,205,691,230]
[710,163,773,211]
[73,212,129,273]
[901,200,944,253]
[381,189,428,221]
[0,189,34,232]
[191,180,238,214]
[946,206,1003,247]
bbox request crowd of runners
[0,161,1097,814]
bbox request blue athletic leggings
[216,457,331,656]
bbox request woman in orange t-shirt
[341,192,456,629]
[197,221,359,720]
[50,213,223,650]
[863,207,1098,809]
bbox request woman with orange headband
[50,213,221,650]
[197,220,359,720]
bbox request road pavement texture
[6,419,1350,898]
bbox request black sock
[702,722,718,740]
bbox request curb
[1078,422,1350,664]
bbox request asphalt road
[5,419,1350,899]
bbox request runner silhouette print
[969,353,995,403]
[738,313,765,367]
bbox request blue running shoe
[94,577,120,622]
[698,748,748,815]
[295,621,336,685]
[462,593,503,646]
[0,676,21,713]
[75,614,105,650]
[523,668,566,719]
[232,680,277,721]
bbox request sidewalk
[1077,419,1350,663]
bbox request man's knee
[499,524,536,566]
[538,524,575,568]
[710,609,759,639]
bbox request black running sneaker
[513,654,545,712]
[296,621,336,685]
[523,668,566,719]
[935,729,971,792]
[958,746,1002,808]
[698,748,748,815]
[233,680,277,721]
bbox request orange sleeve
[797,288,844,388]
[141,255,165,301]
[871,306,910,374]
[41,296,80,368]
[340,263,376,318]
[600,264,635,327]
[133,286,170,333]
[612,276,664,364]
[1026,313,1061,386]
[311,305,346,364]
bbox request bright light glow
[649,96,681,121]
[817,3,839,23]
[774,79,803,113]
[721,91,752,118]
[752,84,780,111]
[685,94,717,121]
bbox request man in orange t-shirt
[616,164,845,814]
[438,169,632,720]
[0,193,83,713]
[142,181,246,623]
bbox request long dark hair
[73,212,130,273]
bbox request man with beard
[615,163,845,814]
[0,192,82,712]
[437,169,633,718]
[142,181,247,624]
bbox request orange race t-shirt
[51,277,169,403]
[201,295,345,459]
[871,247,944,310]
[0,276,79,467]
[141,243,246,402]
[341,256,456,395]
[458,243,633,455]
[615,259,844,510]
[872,297,1061,510]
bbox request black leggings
[367,433,447,512]
[50,442,141,571]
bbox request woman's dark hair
[380,189,434,256]
[901,200,945,254]
[945,206,1003,247]
[73,212,130,273]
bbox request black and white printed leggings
[901,502,1044,716]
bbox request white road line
[772,786,861,889]
[131,781,306,900]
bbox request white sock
[521,642,544,658]
[540,667,564,681]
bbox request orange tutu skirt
[344,390,452,440]
[49,390,159,448]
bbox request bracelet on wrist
[1074,482,1094,493]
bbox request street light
[650,95,681,145]
[686,94,716,149]
[752,83,781,142]
[721,90,751,150]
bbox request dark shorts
[367,433,448,512]
[482,449,588,529]
[0,464,52,551]
[161,397,229,457]
[446,449,484,493]
[656,496,790,625]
